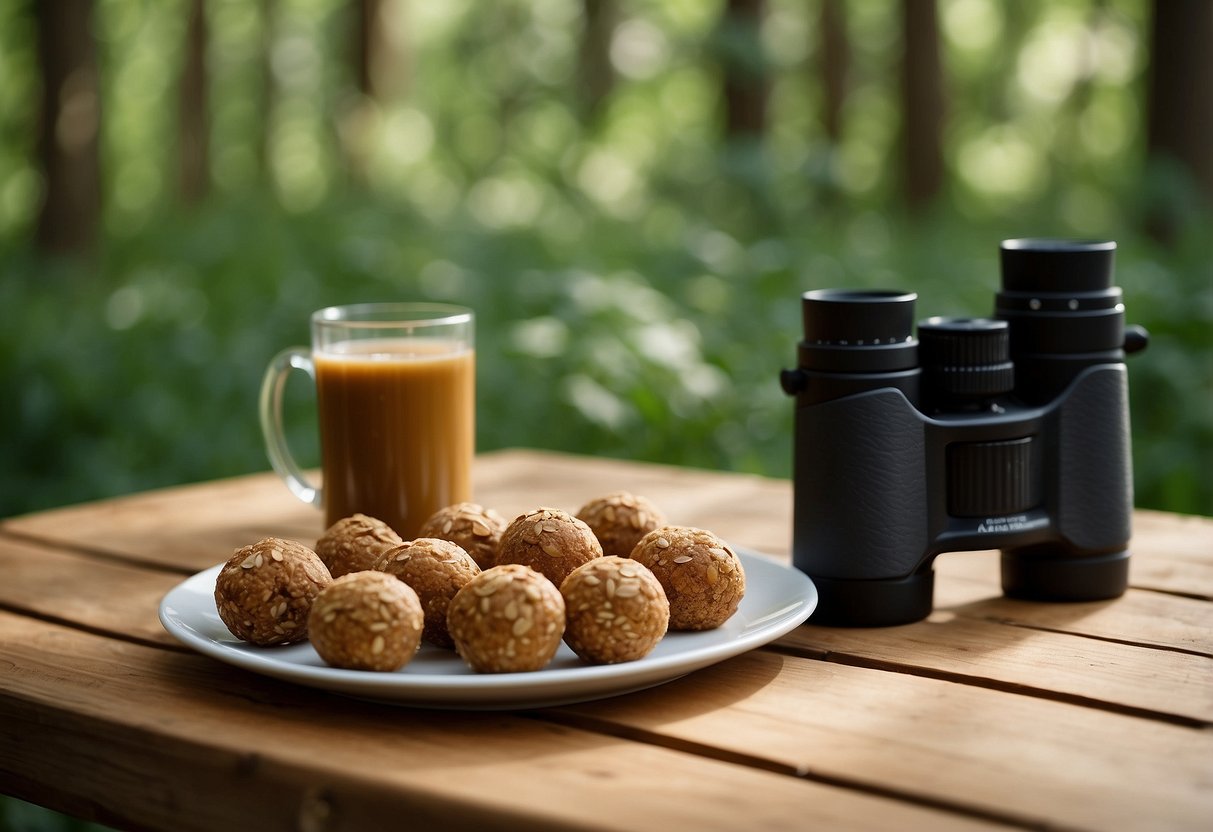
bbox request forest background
[1,0,1210,528]
[0,2,1211,827]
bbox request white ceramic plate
[159,549,816,710]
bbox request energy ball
[214,537,332,646]
[374,538,481,649]
[560,556,669,665]
[417,503,507,570]
[315,514,403,578]
[576,491,668,558]
[497,507,602,588]
[308,571,424,672]
[630,526,746,631]
[447,564,566,673]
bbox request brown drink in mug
[260,303,474,540]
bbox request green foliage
[1,5,1208,832]
[0,0,1210,525]
[1,174,1209,518]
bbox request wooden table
[1,449,1210,831]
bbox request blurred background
[1,0,1211,519]
[0,1,1210,828]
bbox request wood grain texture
[0,537,182,647]
[780,618,1213,725]
[2,449,1210,832]
[0,612,993,832]
[555,651,1213,832]
[5,536,1209,829]
[1,471,322,570]
[1,450,794,569]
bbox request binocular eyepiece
[782,239,1149,627]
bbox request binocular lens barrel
[999,239,1116,293]
[797,289,919,374]
[801,289,917,347]
[786,240,1145,408]
[783,289,921,406]
[996,238,1125,349]
[996,238,1140,403]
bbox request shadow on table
[936,592,1123,634]
[543,649,787,727]
[147,643,783,774]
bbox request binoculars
[781,239,1149,626]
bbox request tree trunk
[179,0,210,204]
[259,0,277,181]
[988,1,1030,123]
[355,0,379,97]
[818,0,849,145]
[346,0,408,181]
[35,0,101,254]
[900,0,945,212]
[355,0,408,100]
[579,0,616,124]
[1146,0,1213,224]
[719,0,768,138]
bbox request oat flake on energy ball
[214,537,332,646]
[314,513,403,578]
[308,571,424,672]
[496,507,602,587]
[576,491,668,559]
[629,526,746,631]
[447,564,566,673]
[374,537,480,649]
[560,556,669,664]
[417,503,507,570]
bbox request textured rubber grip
[1056,366,1132,551]
[792,389,929,580]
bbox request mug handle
[259,347,323,509]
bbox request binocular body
[781,240,1148,626]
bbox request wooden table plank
[1118,510,1213,599]
[0,612,995,832]
[0,537,182,648]
[932,552,1213,654]
[3,532,1210,831]
[781,618,1213,725]
[7,525,1209,724]
[6,452,1206,581]
[4,450,1209,723]
[0,450,794,570]
[555,651,1213,832]
[1132,510,1213,562]
[9,452,1206,585]
[941,584,1213,656]
[3,451,1211,832]
[0,471,321,571]
[932,513,1213,602]
[471,449,794,550]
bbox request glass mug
[259,303,475,540]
